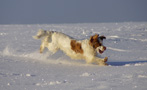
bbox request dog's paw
[98,62,108,66]
[104,57,108,62]
[104,62,108,66]
[98,57,108,66]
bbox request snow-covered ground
[0,22,147,90]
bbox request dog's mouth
[99,49,104,54]
[98,46,106,54]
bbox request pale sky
[0,0,147,24]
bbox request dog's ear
[90,34,99,42]
[93,34,99,40]
[99,35,106,40]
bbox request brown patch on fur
[89,34,101,49]
[70,40,84,54]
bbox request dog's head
[89,34,106,54]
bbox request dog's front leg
[85,56,95,64]
[94,57,108,66]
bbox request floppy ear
[93,34,99,39]
[90,34,99,42]
[99,35,106,40]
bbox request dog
[33,29,108,66]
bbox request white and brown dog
[33,29,108,66]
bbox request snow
[0,22,147,90]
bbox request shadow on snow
[108,60,147,66]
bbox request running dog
[33,29,108,66]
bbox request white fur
[33,29,108,65]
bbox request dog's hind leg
[40,36,50,53]
[40,43,45,53]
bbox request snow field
[0,22,147,90]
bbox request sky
[0,0,147,24]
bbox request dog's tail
[33,29,48,39]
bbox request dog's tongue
[99,50,103,54]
